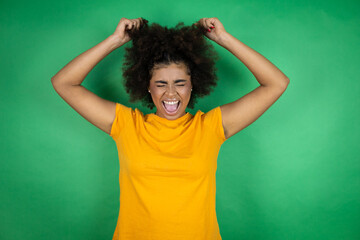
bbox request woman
[51,17,289,240]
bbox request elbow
[285,77,290,84]
[280,77,290,89]
[268,77,290,89]
[51,78,58,88]
[51,77,57,84]
[273,78,289,92]
[51,78,63,89]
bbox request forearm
[51,34,123,86]
[218,32,289,88]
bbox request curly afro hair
[122,18,220,110]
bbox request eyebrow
[155,79,187,84]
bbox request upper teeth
[163,101,179,105]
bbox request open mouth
[162,100,181,114]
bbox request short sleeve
[109,102,133,140]
[204,106,228,143]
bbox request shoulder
[202,106,221,120]
[193,106,223,129]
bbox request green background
[1,0,359,239]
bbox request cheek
[152,88,164,96]
[151,89,164,102]
[181,87,192,96]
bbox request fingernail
[207,29,211,32]
[210,26,215,29]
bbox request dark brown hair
[122,18,220,109]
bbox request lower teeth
[163,102,180,112]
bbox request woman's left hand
[194,17,228,44]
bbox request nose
[165,84,177,95]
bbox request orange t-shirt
[109,102,227,240]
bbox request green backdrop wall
[1,0,359,239]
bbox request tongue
[164,102,178,112]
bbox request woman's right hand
[111,17,145,47]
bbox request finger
[129,21,135,30]
[124,19,132,30]
[205,18,214,29]
[201,18,206,28]
[205,19,212,31]
[136,18,141,29]
[132,20,138,29]
[135,19,140,28]
[206,18,214,27]
[202,20,211,33]
[139,17,148,26]
[201,18,212,32]
[210,18,217,28]
[199,18,205,30]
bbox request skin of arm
[218,32,290,139]
[51,34,123,86]
[218,32,289,87]
[50,18,143,135]
[50,34,125,134]
[197,17,289,139]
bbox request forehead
[150,63,190,80]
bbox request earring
[148,90,150,93]
[191,88,193,91]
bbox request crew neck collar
[147,112,192,123]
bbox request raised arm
[51,18,144,135]
[196,17,290,139]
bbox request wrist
[107,34,126,50]
[218,32,233,48]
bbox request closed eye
[156,85,185,87]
